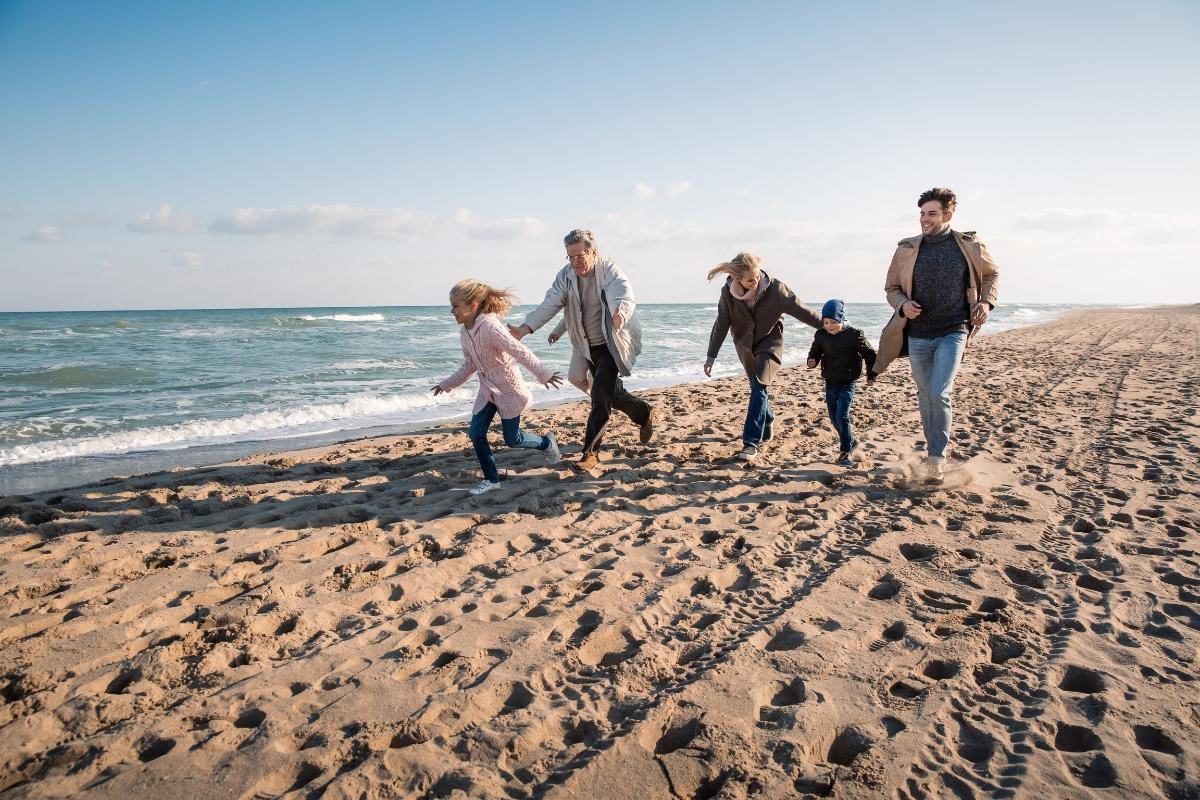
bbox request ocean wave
[7,364,154,388]
[0,390,472,465]
[301,313,386,322]
[331,359,418,371]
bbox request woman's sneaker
[837,451,854,467]
[469,480,501,496]
[544,433,561,463]
[736,444,759,462]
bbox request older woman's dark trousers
[583,344,650,453]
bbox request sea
[0,303,1092,494]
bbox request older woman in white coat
[509,229,654,470]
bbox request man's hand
[806,359,818,369]
[544,373,563,389]
[432,385,446,396]
[508,323,531,340]
[703,362,713,377]
[901,300,922,319]
[612,309,624,332]
[971,303,990,326]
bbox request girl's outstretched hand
[432,385,446,396]
[544,373,563,389]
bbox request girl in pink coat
[433,279,563,496]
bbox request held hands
[544,372,563,389]
[901,300,923,319]
[508,323,531,340]
[806,359,818,369]
[971,303,990,326]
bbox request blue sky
[2,0,1197,311]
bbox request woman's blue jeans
[468,402,547,482]
[743,376,774,446]
[907,331,967,458]
[824,382,857,453]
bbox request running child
[806,299,877,466]
[433,279,563,496]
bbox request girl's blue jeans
[468,402,548,482]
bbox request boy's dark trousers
[583,344,650,453]
[824,382,857,453]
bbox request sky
[1,0,1197,312]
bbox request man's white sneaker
[544,433,561,463]
[469,480,501,496]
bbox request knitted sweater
[439,313,556,418]
[908,229,970,339]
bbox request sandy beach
[1,305,1198,799]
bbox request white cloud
[210,204,434,238]
[22,226,62,242]
[454,208,547,240]
[172,250,204,268]
[632,180,692,199]
[128,204,199,233]
[20,211,116,241]
[1016,208,1126,231]
[1013,208,1200,243]
[209,203,546,241]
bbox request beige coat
[873,230,1000,375]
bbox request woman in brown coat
[704,253,822,461]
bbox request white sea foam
[331,359,417,371]
[0,390,473,465]
[300,313,386,322]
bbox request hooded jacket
[707,273,822,385]
[520,258,643,377]
[874,230,1000,375]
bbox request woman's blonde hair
[706,252,762,282]
[450,279,517,316]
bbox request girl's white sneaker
[469,480,501,496]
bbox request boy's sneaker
[736,444,759,462]
[762,420,774,442]
[837,451,854,467]
[576,451,600,471]
[469,480,501,496]
[544,433,561,463]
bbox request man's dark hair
[917,187,957,212]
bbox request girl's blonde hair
[706,252,762,282]
[450,279,517,316]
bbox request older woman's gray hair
[563,228,596,251]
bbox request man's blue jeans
[468,402,548,482]
[907,331,968,458]
[743,376,774,446]
[824,382,857,453]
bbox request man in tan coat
[874,188,999,480]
